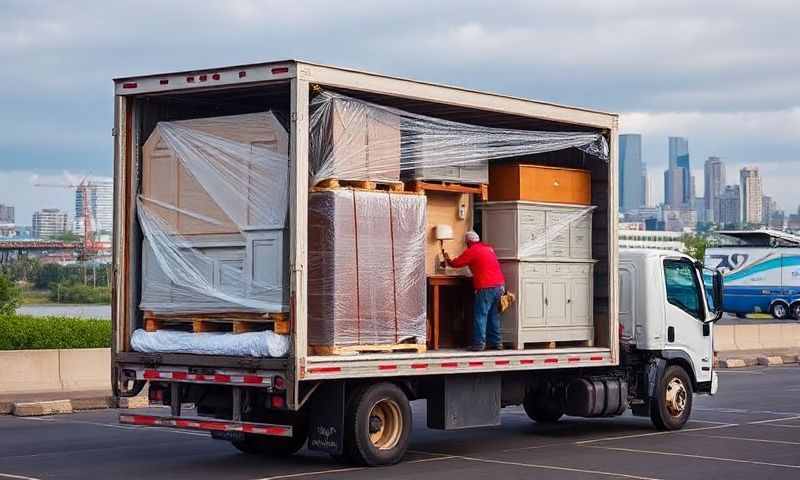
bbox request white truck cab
[618,249,722,428]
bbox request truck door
[662,259,713,383]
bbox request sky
[1,0,799,223]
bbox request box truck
[112,60,722,466]
[705,229,800,319]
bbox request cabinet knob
[567,298,571,304]
[544,297,548,306]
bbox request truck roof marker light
[238,71,246,78]
[122,82,137,89]
[199,74,207,82]
[212,73,220,80]
[159,79,169,85]
[186,76,195,83]
[271,67,289,75]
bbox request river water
[16,304,111,319]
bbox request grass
[19,289,54,305]
[0,314,111,350]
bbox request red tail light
[271,395,285,409]
[273,375,286,390]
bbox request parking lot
[1,365,798,480]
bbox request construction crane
[33,176,104,284]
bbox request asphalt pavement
[1,366,799,480]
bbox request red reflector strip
[159,79,168,85]
[544,358,559,364]
[212,73,221,80]
[378,365,398,371]
[242,375,264,384]
[271,67,289,74]
[120,415,291,437]
[520,359,534,365]
[468,361,484,367]
[495,360,510,366]
[143,370,160,379]
[411,363,428,369]
[309,367,341,374]
[568,357,581,363]
[440,362,458,368]
[122,82,137,89]
[213,374,231,383]
[171,371,187,380]
[590,356,604,361]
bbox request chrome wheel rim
[774,304,787,318]
[368,398,402,450]
[665,377,687,416]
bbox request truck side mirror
[711,270,724,322]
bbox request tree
[0,274,20,315]
[683,234,708,261]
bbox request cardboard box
[489,164,591,205]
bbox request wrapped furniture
[308,188,427,352]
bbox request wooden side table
[427,275,472,350]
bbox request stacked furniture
[307,188,427,354]
[481,163,595,349]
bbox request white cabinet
[501,260,594,348]
[480,201,593,260]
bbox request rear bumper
[119,414,293,437]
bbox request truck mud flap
[428,374,501,430]
[307,382,346,455]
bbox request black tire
[231,412,308,456]
[650,365,693,431]
[770,302,790,320]
[791,303,800,320]
[522,391,564,423]
[343,383,411,466]
[735,312,747,319]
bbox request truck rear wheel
[522,391,563,423]
[343,382,411,466]
[792,303,800,320]
[771,302,790,320]
[650,365,692,431]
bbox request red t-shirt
[448,242,505,290]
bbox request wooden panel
[489,164,591,205]
[424,191,473,275]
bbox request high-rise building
[669,136,691,205]
[664,168,684,208]
[644,174,656,208]
[704,157,725,224]
[719,185,741,227]
[640,162,648,208]
[619,134,643,212]
[32,209,69,239]
[75,179,113,234]
[740,167,763,225]
[0,204,14,224]
[762,195,777,225]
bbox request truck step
[143,311,290,335]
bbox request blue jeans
[473,286,504,348]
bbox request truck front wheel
[650,365,692,431]
[343,382,412,466]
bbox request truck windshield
[663,260,703,320]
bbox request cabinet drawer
[521,262,547,276]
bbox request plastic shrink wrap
[131,329,290,358]
[138,112,290,315]
[309,91,608,186]
[308,189,427,348]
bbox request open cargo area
[113,61,619,407]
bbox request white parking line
[252,454,457,480]
[574,423,738,445]
[455,455,663,480]
[687,433,800,446]
[586,445,800,469]
[0,474,43,480]
[759,424,800,429]
[748,415,800,424]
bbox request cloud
[1,0,799,213]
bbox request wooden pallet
[310,342,427,356]
[143,311,290,335]
[315,178,405,192]
[405,180,488,200]
[517,339,594,350]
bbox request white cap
[465,231,480,243]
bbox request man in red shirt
[444,231,506,351]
